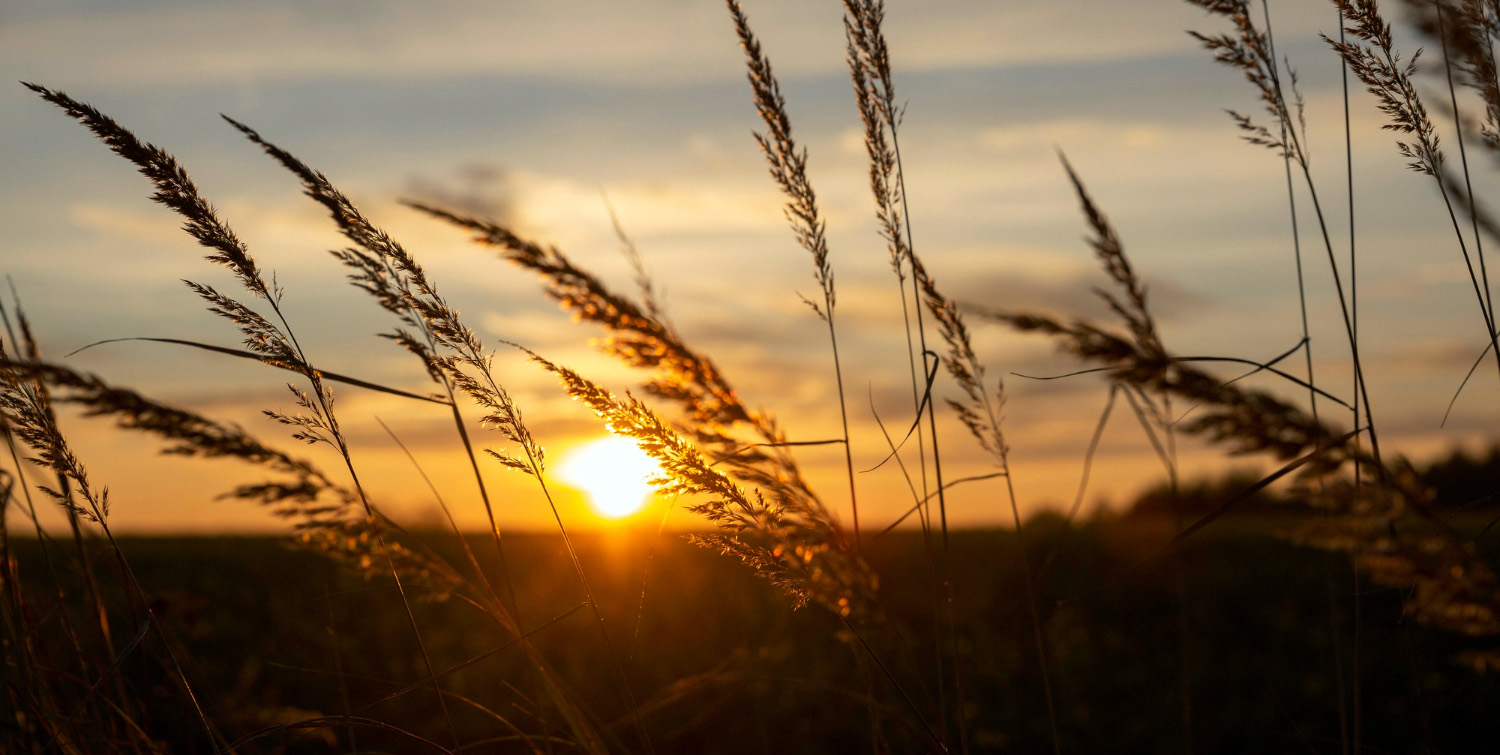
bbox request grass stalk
[725,0,861,546]
[1191,1,1385,472]
[1339,11,1361,753]
[222,117,527,628]
[273,308,463,749]
[25,83,461,748]
[841,2,969,744]
[1435,0,1500,385]
[0,304,145,747]
[1000,467,1062,753]
[1328,0,1500,402]
[0,344,222,751]
[893,70,963,755]
[1258,5,1353,750]
[830,321,861,546]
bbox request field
[7,0,1500,752]
[10,520,1500,753]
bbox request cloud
[1370,337,1488,374]
[3,0,1344,99]
[517,171,784,239]
[942,248,1210,325]
[403,163,516,224]
[977,119,1173,154]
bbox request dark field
[12,518,1499,753]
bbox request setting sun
[556,436,663,519]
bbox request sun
[556,436,663,520]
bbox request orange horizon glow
[556,436,663,520]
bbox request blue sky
[4,0,1497,532]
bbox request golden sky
[4,0,1498,533]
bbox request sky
[3,0,1498,534]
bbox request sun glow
[556,436,662,519]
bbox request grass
[4,0,1500,752]
[8,521,1500,753]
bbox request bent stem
[271,305,462,748]
[1434,0,1500,385]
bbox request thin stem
[340,452,459,747]
[889,123,934,550]
[0,429,88,672]
[839,614,950,754]
[895,260,932,530]
[365,244,526,629]
[1065,386,1119,527]
[869,385,947,736]
[1290,164,1384,471]
[440,379,523,624]
[1339,13,1358,754]
[60,474,115,668]
[1344,8,1500,385]
[998,469,1061,754]
[324,583,358,753]
[96,519,223,752]
[920,348,966,755]
[1261,0,1322,442]
[826,312,861,547]
[0,304,143,747]
[375,416,509,625]
[1261,27,1384,473]
[968,348,1061,752]
[1167,398,1191,755]
[895,270,946,740]
[1433,177,1500,382]
[0,431,114,747]
[1352,558,1363,754]
[895,131,966,755]
[1437,0,1500,361]
[1263,7,1348,751]
[1434,0,1500,385]
[1326,574,1350,755]
[263,296,460,748]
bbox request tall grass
[4,1,1500,752]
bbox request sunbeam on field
[556,436,662,519]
